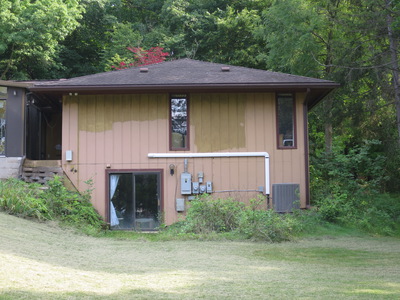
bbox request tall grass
[0,177,105,233]
[317,193,400,236]
[168,195,323,242]
[1,176,399,241]
[0,179,49,220]
[166,193,400,242]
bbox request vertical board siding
[63,92,307,224]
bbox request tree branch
[1,44,15,80]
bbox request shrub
[317,193,349,223]
[182,194,245,234]
[0,178,49,220]
[175,195,319,242]
[310,139,388,202]
[316,192,400,236]
[0,176,105,233]
[239,207,292,242]
[310,139,400,236]
[40,176,105,230]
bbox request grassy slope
[0,212,400,299]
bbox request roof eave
[30,82,340,94]
[0,80,34,88]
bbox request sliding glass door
[109,171,161,230]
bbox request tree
[385,0,400,144]
[260,0,354,152]
[110,46,169,70]
[160,0,269,66]
[57,0,119,78]
[258,0,400,192]
[0,0,84,79]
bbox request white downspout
[148,152,270,195]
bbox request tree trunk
[386,0,400,145]
[324,96,333,153]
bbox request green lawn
[0,212,399,299]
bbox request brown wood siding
[191,93,247,152]
[62,92,307,225]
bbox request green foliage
[170,191,399,241]
[316,193,400,236]
[239,203,293,242]
[181,194,245,234]
[40,177,104,231]
[0,177,105,233]
[311,139,400,235]
[174,195,322,242]
[311,139,388,200]
[0,178,48,220]
[258,0,324,76]
[160,0,268,67]
[0,0,84,79]
[101,23,143,70]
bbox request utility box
[181,172,192,194]
[192,182,200,194]
[206,181,213,193]
[66,150,73,162]
[176,198,185,212]
[272,183,300,212]
[198,172,204,183]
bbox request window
[170,94,189,150]
[277,93,296,148]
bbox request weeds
[171,195,322,242]
[310,139,400,236]
[181,196,245,234]
[0,179,48,220]
[316,193,400,236]
[0,176,105,233]
[168,191,400,242]
[1,173,398,241]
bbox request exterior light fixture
[169,164,175,176]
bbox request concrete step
[0,157,23,179]
[0,169,19,178]
[1,157,22,164]
[20,159,63,184]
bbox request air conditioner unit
[272,183,300,212]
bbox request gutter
[0,80,34,88]
[148,152,270,195]
[29,83,340,94]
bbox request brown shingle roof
[31,59,339,109]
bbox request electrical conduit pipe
[148,152,270,195]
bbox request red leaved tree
[111,47,169,70]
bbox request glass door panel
[110,173,133,229]
[134,173,160,230]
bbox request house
[1,59,338,230]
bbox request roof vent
[221,66,230,72]
[140,68,149,73]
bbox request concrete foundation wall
[0,157,23,179]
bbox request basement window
[277,93,296,149]
[170,94,189,150]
